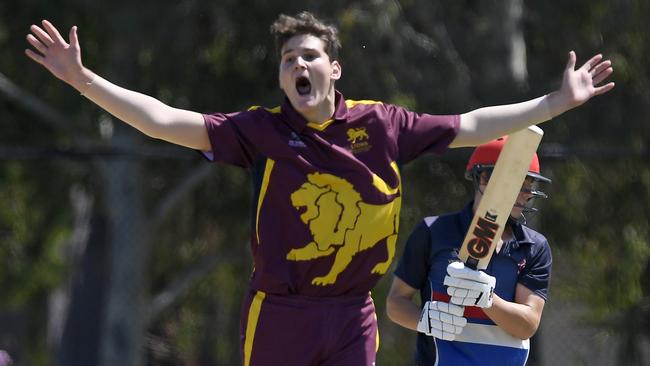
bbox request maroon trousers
[240,290,378,366]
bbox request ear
[331,60,342,81]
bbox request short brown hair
[270,12,341,61]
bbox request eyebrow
[281,47,319,56]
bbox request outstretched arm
[26,20,209,151]
[450,51,615,148]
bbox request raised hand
[25,20,90,90]
[559,51,615,109]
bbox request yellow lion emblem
[287,172,400,286]
[346,127,369,143]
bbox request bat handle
[465,258,479,270]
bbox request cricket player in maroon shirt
[26,11,614,366]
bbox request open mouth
[295,76,312,96]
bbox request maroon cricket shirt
[202,91,459,297]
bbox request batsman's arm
[482,284,545,340]
[25,20,209,151]
[450,51,614,148]
[386,276,422,331]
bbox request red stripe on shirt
[431,291,490,320]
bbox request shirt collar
[281,90,349,132]
[510,220,535,246]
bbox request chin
[291,98,312,110]
[293,95,320,109]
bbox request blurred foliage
[0,161,73,306]
[0,0,649,365]
[543,159,650,315]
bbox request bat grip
[465,257,479,270]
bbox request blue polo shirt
[202,90,459,297]
[394,202,552,366]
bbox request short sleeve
[201,111,260,168]
[394,220,432,290]
[385,104,459,164]
[518,239,552,300]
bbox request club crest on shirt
[347,127,371,154]
[517,258,527,274]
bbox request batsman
[387,138,553,366]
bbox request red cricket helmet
[464,136,551,183]
[465,136,551,219]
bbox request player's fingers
[25,49,45,65]
[450,270,494,286]
[455,316,467,327]
[430,319,444,331]
[446,278,485,292]
[592,66,614,86]
[431,320,460,335]
[438,312,466,327]
[441,322,458,333]
[447,261,466,272]
[438,311,454,324]
[446,267,478,281]
[581,53,603,72]
[30,24,54,46]
[450,296,474,306]
[434,301,465,317]
[593,82,616,96]
[42,20,67,45]
[69,26,80,48]
[448,288,481,302]
[589,60,611,77]
[447,286,466,297]
[447,285,461,297]
[565,50,576,70]
[449,297,463,306]
[26,34,49,55]
[447,263,490,282]
[429,328,444,339]
[447,286,463,297]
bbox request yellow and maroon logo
[346,127,371,154]
[286,164,402,286]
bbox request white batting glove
[444,261,496,308]
[416,301,467,341]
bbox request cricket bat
[458,125,544,270]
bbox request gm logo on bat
[467,210,499,259]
